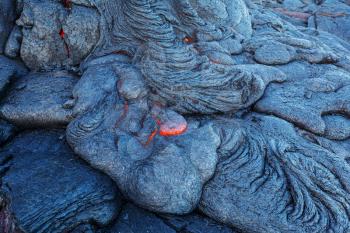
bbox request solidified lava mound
[1,0,350,232]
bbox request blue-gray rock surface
[0,130,122,232]
[1,0,350,232]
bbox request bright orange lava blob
[183,36,194,44]
[159,122,187,137]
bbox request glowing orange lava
[183,36,194,44]
[145,129,158,146]
[159,122,187,137]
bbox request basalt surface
[1,0,350,232]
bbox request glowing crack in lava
[145,128,158,146]
[59,29,65,39]
[59,28,71,58]
[183,36,194,44]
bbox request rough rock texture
[4,26,23,59]
[0,130,122,233]
[1,0,350,232]
[17,0,100,70]
[0,56,28,97]
[0,0,16,54]
[0,192,24,233]
[200,114,350,232]
[161,212,236,233]
[0,120,16,146]
[313,2,350,43]
[107,203,176,233]
[255,62,350,138]
[104,203,235,233]
[61,1,350,232]
[0,71,78,128]
[66,65,222,213]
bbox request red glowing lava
[145,129,158,146]
[183,36,194,44]
[159,122,187,137]
[59,29,65,39]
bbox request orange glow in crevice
[145,129,158,146]
[59,29,71,58]
[183,36,194,44]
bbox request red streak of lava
[59,29,65,39]
[145,129,158,146]
[183,36,194,44]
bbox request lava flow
[158,120,187,137]
[143,109,188,146]
[145,129,158,146]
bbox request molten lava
[145,129,158,146]
[183,36,194,44]
[159,122,187,137]
[59,29,65,39]
[156,110,188,137]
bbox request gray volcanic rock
[0,71,78,128]
[0,0,16,54]
[0,56,28,97]
[0,120,16,146]
[255,62,350,138]
[200,114,350,232]
[17,1,68,71]
[4,26,23,59]
[161,212,236,233]
[0,130,122,233]
[107,203,176,233]
[61,6,100,66]
[0,192,24,233]
[313,2,350,43]
[67,63,221,215]
[6,0,350,232]
[62,1,350,232]
[103,203,236,233]
[17,0,100,70]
